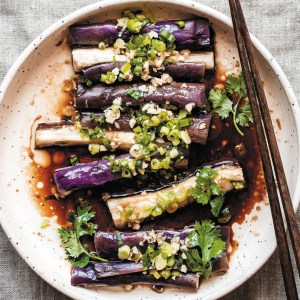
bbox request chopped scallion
[69,154,79,166]
[120,62,131,74]
[151,39,166,52]
[127,18,144,33]
[126,88,142,100]
[98,42,106,49]
[175,21,185,28]
[159,29,176,44]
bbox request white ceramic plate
[0,1,299,299]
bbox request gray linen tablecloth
[0,1,299,299]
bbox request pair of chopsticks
[228,1,300,299]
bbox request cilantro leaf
[236,102,253,127]
[209,89,233,119]
[208,73,253,136]
[188,167,224,217]
[67,253,90,267]
[189,188,210,205]
[75,205,98,237]
[210,195,225,217]
[58,204,107,267]
[185,220,226,278]
[58,227,85,258]
[226,74,247,100]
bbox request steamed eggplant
[35,113,211,148]
[106,162,245,229]
[71,265,200,291]
[35,122,135,149]
[75,82,206,109]
[71,226,230,289]
[69,18,211,50]
[53,149,189,196]
[53,154,127,196]
[94,226,230,259]
[80,112,211,144]
[70,256,228,290]
[72,48,214,81]
[73,48,214,72]
[82,61,207,83]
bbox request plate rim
[0,0,299,299]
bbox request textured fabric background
[0,1,299,299]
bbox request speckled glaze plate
[0,1,299,299]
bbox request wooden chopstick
[233,0,300,274]
[228,1,299,299]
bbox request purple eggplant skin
[142,19,210,50]
[187,113,211,144]
[53,154,129,196]
[69,21,132,46]
[80,112,211,145]
[82,62,206,83]
[80,113,132,131]
[71,264,200,291]
[93,261,145,278]
[69,18,210,50]
[94,226,230,259]
[54,148,189,196]
[75,82,207,109]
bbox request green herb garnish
[185,220,226,278]
[58,204,107,267]
[189,167,224,217]
[208,73,253,136]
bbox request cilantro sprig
[185,220,226,278]
[189,167,225,218]
[58,204,107,267]
[209,73,253,136]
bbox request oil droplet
[32,150,51,168]
[37,182,44,189]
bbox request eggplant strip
[72,47,214,72]
[80,112,212,145]
[35,122,135,150]
[35,113,211,149]
[76,82,206,109]
[106,162,245,229]
[94,226,230,259]
[69,18,211,50]
[83,62,207,83]
[53,149,189,196]
[54,154,127,196]
[71,264,200,291]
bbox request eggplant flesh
[75,82,206,109]
[35,113,211,147]
[80,112,211,145]
[94,226,230,259]
[35,122,135,150]
[106,162,245,229]
[72,47,214,72]
[68,18,211,50]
